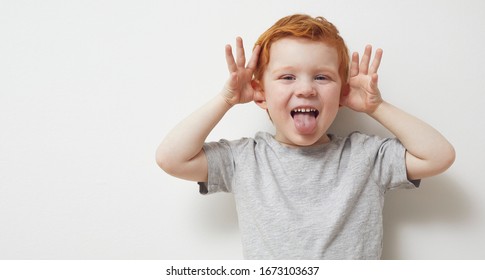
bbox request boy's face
[255,37,342,147]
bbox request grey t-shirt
[200,131,419,259]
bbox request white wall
[1,0,484,259]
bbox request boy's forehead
[270,37,337,54]
[267,37,339,69]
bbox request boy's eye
[281,75,295,80]
[315,75,328,81]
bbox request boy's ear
[339,83,350,108]
[251,80,267,110]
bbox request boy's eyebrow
[271,65,338,74]
[271,66,296,74]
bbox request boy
[156,14,455,259]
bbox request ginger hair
[253,14,350,84]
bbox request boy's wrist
[368,100,388,119]
[217,92,236,110]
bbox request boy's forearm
[369,101,438,158]
[369,101,455,178]
[156,94,232,173]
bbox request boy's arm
[156,95,232,182]
[369,101,455,180]
[156,37,260,182]
[340,46,455,180]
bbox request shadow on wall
[381,175,470,259]
[191,192,239,233]
[328,107,395,138]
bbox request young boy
[156,14,455,259]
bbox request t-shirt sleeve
[360,133,421,192]
[197,139,236,195]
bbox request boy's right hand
[222,37,261,106]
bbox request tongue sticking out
[293,112,317,134]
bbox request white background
[1,0,484,259]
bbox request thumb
[227,72,238,91]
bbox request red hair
[253,14,350,84]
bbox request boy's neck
[274,133,332,148]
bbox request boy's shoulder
[344,131,384,143]
[252,131,383,150]
[207,131,389,154]
[338,131,400,154]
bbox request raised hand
[222,37,261,106]
[340,45,383,114]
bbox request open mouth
[290,107,320,134]
[290,108,320,119]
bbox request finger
[246,44,261,71]
[350,52,359,77]
[236,37,246,67]
[225,44,237,73]
[359,45,372,75]
[369,48,383,74]
[227,72,238,91]
[370,73,379,91]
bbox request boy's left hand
[340,45,384,114]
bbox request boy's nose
[295,83,316,98]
